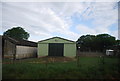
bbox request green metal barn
[38,37,76,57]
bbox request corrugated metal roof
[2,36,37,47]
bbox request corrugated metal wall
[38,44,48,57]
[64,44,76,57]
[16,46,37,59]
[3,40,16,59]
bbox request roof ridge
[38,36,75,43]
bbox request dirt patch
[2,56,76,64]
[38,56,76,63]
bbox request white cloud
[76,2,118,38]
[2,3,71,40]
[1,0,119,2]
[59,29,80,41]
[1,2,118,41]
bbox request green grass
[2,56,120,79]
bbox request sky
[0,1,119,42]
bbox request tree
[3,27,30,40]
[96,34,116,52]
[77,34,116,52]
[116,40,120,46]
[77,35,96,52]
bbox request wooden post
[77,47,80,67]
[118,52,120,73]
[77,54,80,67]
[13,45,16,64]
[45,57,48,69]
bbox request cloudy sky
[0,1,119,42]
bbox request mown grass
[2,56,120,79]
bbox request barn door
[49,43,64,56]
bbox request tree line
[77,34,120,52]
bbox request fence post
[77,54,80,67]
[77,47,80,67]
[45,57,48,69]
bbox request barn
[38,37,76,57]
[2,36,37,59]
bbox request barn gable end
[38,37,76,57]
[38,37,75,44]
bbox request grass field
[2,56,120,79]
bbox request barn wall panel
[64,44,76,57]
[16,46,37,59]
[3,40,15,59]
[38,44,48,57]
